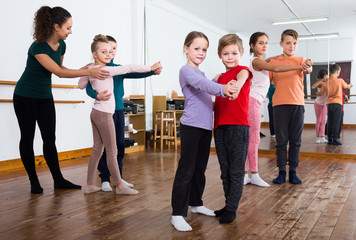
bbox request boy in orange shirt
[269,29,312,184]
[321,64,352,145]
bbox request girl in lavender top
[171,31,238,232]
[78,35,161,195]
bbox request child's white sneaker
[101,181,112,192]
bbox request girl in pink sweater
[79,35,160,194]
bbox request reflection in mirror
[260,0,355,156]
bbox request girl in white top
[311,69,329,143]
[79,35,161,194]
[245,32,304,187]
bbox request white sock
[191,206,215,216]
[251,173,270,187]
[171,216,192,231]
[122,179,134,188]
[244,173,251,185]
[101,181,112,192]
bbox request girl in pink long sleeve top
[79,35,160,195]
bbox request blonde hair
[218,34,243,56]
[281,29,299,42]
[91,34,108,52]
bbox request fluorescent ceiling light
[299,33,339,40]
[272,17,328,25]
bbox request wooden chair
[153,110,177,151]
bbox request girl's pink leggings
[314,102,327,137]
[245,96,261,173]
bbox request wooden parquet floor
[259,125,356,156]
[1,149,356,239]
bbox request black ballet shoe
[54,179,81,189]
[31,184,43,194]
[214,207,225,217]
[219,210,236,224]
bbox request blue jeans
[97,110,125,182]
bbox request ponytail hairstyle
[106,35,117,43]
[317,69,328,79]
[91,34,109,53]
[249,32,268,55]
[33,6,71,42]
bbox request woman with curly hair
[13,6,109,194]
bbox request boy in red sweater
[213,34,253,224]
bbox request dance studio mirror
[261,0,356,156]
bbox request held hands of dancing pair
[95,61,162,101]
[221,69,250,101]
[302,58,313,73]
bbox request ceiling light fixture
[272,17,328,25]
[299,33,339,40]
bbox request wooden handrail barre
[0,99,84,104]
[0,80,79,89]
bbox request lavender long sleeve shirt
[179,65,225,130]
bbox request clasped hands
[223,80,240,101]
[302,58,313,72]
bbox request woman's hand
[97,90,111,101]
[89,67,110,80]
[80,63,92,70]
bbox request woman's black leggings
[13,94,63,183]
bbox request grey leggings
[87,109,121,186]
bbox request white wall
[0,0,135,161]
[143,0,230,129]
[0,0,232,161]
